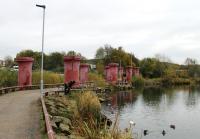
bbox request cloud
[0,0,200,64]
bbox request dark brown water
[101,86,200,139]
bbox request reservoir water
[101,86,200,139]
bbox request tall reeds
[32,71,64,85]
[73,91,133,139]
[0,68,17,87]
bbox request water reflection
[110,91,137,110]
[102,86,200,139]
[142,87,163,106]
[185,86,200,108]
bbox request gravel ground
[0,90,41,139]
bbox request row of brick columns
[105,63,140,84]
[15,56,139,87]
[15,56,89,87]
[64,56,90,87]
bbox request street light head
[36,4,46,9]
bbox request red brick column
[118,67,124,81]
[133,67,140,76]
[15,57,34,87]
[108,63,119,84]
[80,63,89,83]
[64,56,81,87]
[105,66,110,81]
[126,66,133,82]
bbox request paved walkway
[0,90,41,139]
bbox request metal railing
[41,95,55,139]
[0,83,63,95]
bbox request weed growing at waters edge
[73,91,133,139]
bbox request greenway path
[0,90,41,139]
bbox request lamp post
[36,4,46,95]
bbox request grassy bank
[132,76,200,88]
[44,91,133,139]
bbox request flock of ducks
[143,124,176,136]
[129,121,176,137]
[107,104,176,137]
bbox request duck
[143,130,148,136]
[162,130,166,136]
[170,124,176,130]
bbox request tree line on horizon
[1,44,200,78]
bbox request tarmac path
[0,90,41,139]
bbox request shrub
[132,76,144,87]
[162,77,191,86]
[0,68,17,87]
[32,71,64,85]
[76,91,101,118]
[88,72,107,87]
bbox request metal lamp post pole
[36,4,46,95]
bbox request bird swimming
[143,130,148,136]
[170,124,176,130]
[162,130,166,136]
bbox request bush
[162,77,191,86]
[76,91,101,118]
[0,68,17,87]
[88,72,107,87]
[132,76,144,87]
[32,71,64,85]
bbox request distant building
[0,60,5,67]
[90,64,96,70]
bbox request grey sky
[0,0,200,64]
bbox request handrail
[41,95,55,139]
[0,83,63,95]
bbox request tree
[45,52,65,72]
[155,54,172,63]
[184,58,200,77]
[140,58,167,78]
[95,45,139,67]
[185,58,197,66]
[16,50,42,70]
[95,47,105,59]
[4,56,14,68]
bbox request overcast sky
[0,0,200,64]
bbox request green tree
[95,47,105,59]
[140,58,167,78]
[16,50,42,70]
[4,56,14,68]
[184,58,200,77]
[45,52,65,72]
[95,45,139,67]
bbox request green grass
[32,71,64,85]
[0,68,17,87]
[88,72,107,87]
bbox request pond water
[101,86,200,139]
